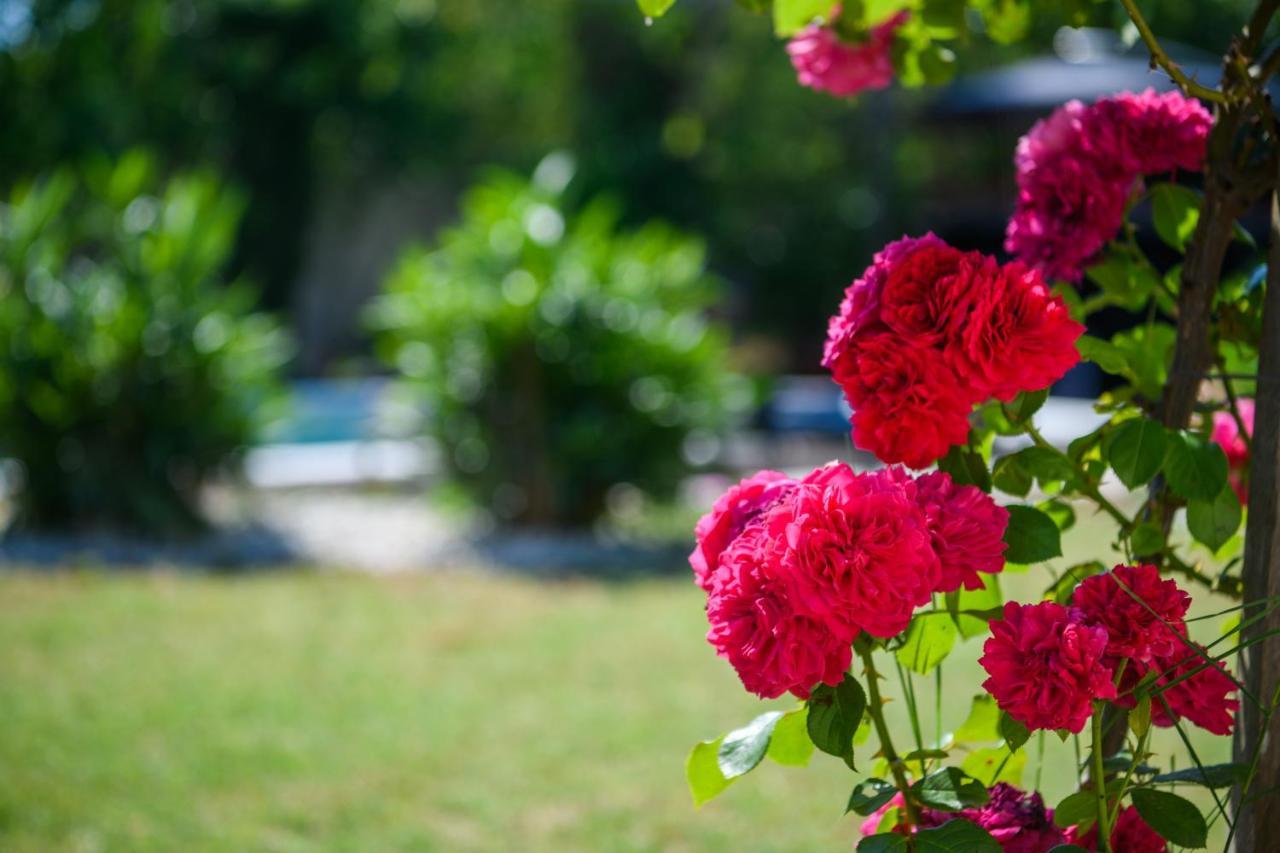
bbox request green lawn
[0,559,1236,851]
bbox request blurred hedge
[0,155,290,534]
[369,157,751,527]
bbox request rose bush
[641,0,1280,848]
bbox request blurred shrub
[369,156,751,528]
[0,154,290,534]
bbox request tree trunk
[1233,187,1280,851]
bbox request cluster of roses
[981,564,1239,737]
[821,234,1084,468]
[691,461,1007,699]
[1005,89,1213,282]
[860,783,1167,853]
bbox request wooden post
[1234,188,1280,851]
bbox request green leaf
[1016,389,1049,421]
[1076,335,1128,375]
[847,778,899,816]
[1052,790,1098,828]
[954,695,1000,743]
[686,738,731,806]
[1187,485,1242,552]
[1151,763,1248,788]
[962,745,1027,786]
[1130,787,1208,848]
[1130,521,1165,558]
[1047,847,1090,853]
[1151,183,1202,252]
[1164,430,1229,500]
[1047,561,1106,605]
[773,0,830,34]
[913,818,1001,851]
[1107,418,1168,489]
[1111,325,1177,400]
[999,711,1031,752]
[766,707,814,767]
[992,454,1032,497]
[718,711,783,779]
[807,674,866,768]
[938,444,992,492]
[956,574,1002,639]
[858,833,908,852]
[998,447,1075,489]
[1002,505,1062,563]
[914,767,989,812]
[1086,253,1158,311]
[1038,499,1076,532]
[897,613,958,675]
[636,0,677,17]
[972,0,1029,43]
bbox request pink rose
[689,470,797,591]
[704,519,852,699]
[786,10,909,98]
[772,462,939,638]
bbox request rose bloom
[704,519,851,699]
[911,469,1009,592]
[1150,644,1240,735]
[1091,88,1212,175]
[953,259,1084,401]
[1005,103,1133,282]
[787,10,908,98]
[823,233,947,368]
[829,333,975,469]
[689,470,797,591]
[772,461,939,638]
[878,243,976,344]
[980,601,1117,733]
[1067,805,1167,852]
[1212,398,1254,503]
[957,783,1067,853]
[1073,564,1191,664]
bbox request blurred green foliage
[0,154,291,534]
[0,0,1256,365]
[368,157,752,527]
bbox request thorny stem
[1117,0,1228,104]
[858,644,920,830]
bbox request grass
[0,527,1240,851]
[0,570,860,851]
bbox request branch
[1245,0,1280,57]
[1117,0,1228,104]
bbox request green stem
[859,644,920,830]
[1091,704,1115,852]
